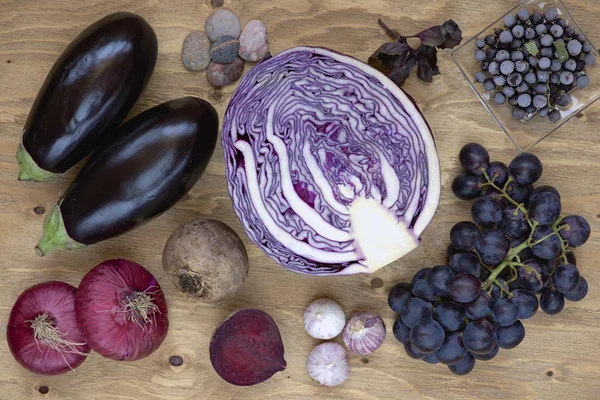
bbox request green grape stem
[477,168,573,295]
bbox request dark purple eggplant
[16,12,158,182]
[35,97,218,256]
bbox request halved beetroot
[209,309,286,386]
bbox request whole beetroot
[210,309,286,386]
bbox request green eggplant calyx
[16,141,57,182]
[35,205,87,257]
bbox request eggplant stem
[35,204,87,257]
[15,140,57,182]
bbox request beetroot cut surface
[210,309,286,386]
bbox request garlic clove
[342,311,386,355]
[303,298,345,340]
[306,342,350,386]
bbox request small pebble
[205,9,241,41]
[181,31,211,71]
[206,56,244,87]
[210,36,240,63]
[239,20,269,62]
[211,0,224,7]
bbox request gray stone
[210,36,240,64]
[205,10,241,41]
[181,31,210,71]
[239,20,269,62]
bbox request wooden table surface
[1,0,600,399]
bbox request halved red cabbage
[222,47,440,275]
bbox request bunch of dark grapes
[388,142,590,375]
[473,7,595,123]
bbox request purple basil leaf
[439,20,463,49]
[368,42,411,74]
[417,25,444,47]
[377,19,403,41]
[420,45,439,75]
[389,54,417,87]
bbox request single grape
[485,34,497,46]
[556,17,567,27]
[471,196,503,228]
[494,92,506,104]
[565,25,576,38]
[449,252,482,278]
[525,104,536,114]
[511,25,524,39]
[509,95,520,107]
[514,61,528,74]
[537,70,550,83]
[530,12,543,25]
[410,319,445,354]
[452,174,483,200]
[484,78,496,91]
[496,320,525,349]
[403,336,427,359]
[576,60,587,71]
[434,302,465,332]
[492,298,520,327]
[475,71,487,83]
[450,221,480,251]
[524,27,536,40]
[500,60,515,75]
[540,289,565,315]
[462,319,497,355]
[427,265,455,297]
[532,94,547,109]
[532,225,562,259]
[517,93,532,108]
[565,251,577,265]
[411,268,438,301]
[516,81,529,93]
[512,107,527,120]
[550,59,563,72]
[524,72,537,85]
[564,276,588,302]
[559,215,591,247]
[577,74,590,89]
[496,50,510,62]
[549,109,562,122]
[550,24,564,38]
[539,107,550,118]
[560,71,574,85]
[544,8,558,22]
[507,72,523,87]
[567,39,582,56]
[528,56,538,69]
[448,351,475,375]
[540,46,554,58]
[511,40,522,50]
[476,38,486,49]
[540,34,554,47]
[509,153,543,185]
[533,83,547,95]
[464,290,493,320]
[517,259,549,292]
[473,345,499,361]
[448,273,482,303]
[576,33,586,42]
[487,47,499,61]
[538,56,551,70]
[485,161,509,187]
[401,297,434,328]
[512,289,539,319]
[515,8,530,22]
[584,53,596,66]
[551,72,562,85]
[564,58,577,71]
[529,192,561,225]
[511,50,524,62]
[459,143,490,175]
[504,14,518,28]
[500,206,530,238]
[393,317,411,343]
[503,86,516,98]
[500,30,514,44]
[435,331,467,365]
[552,263,581,293]
[557,92,573,107]
[388,282,413,313]
[494,75,507,88]
[476,228,510,266]
[488,61,500,75]
[582,41,592,53]
[535,24,547,36]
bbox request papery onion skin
[343,311,386,355]
[7,281,90,375]
[222,46,440,276]
[75,259,168,361]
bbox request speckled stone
[239,20,269,62]
[181,31,210,71]
[205,10,241,41]
[206,57,244,87]
[210,36,240,64]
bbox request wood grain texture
[1,0,600,399]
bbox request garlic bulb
[343,311,386,355]
[303,298,345,340]
[306,342,350,387]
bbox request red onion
[7,281,90,375]
[75,259,168,361]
